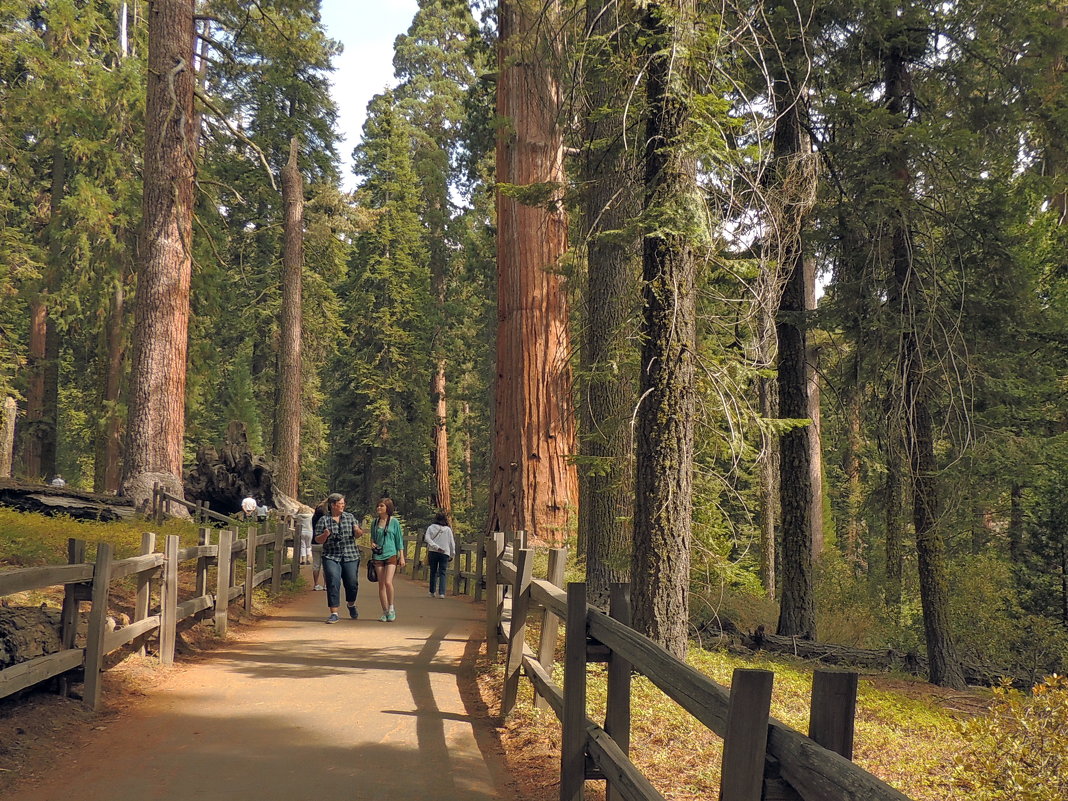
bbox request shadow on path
[15,571,517,801]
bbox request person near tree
[240,495,257,520]
[313,493,364,623]
[423,510,456,598]
[369,497,405,621]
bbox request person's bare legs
[377,563,397,620]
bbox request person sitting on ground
[423,510,456,599]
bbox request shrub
[954,674,1068,801]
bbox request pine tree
[329,92,433,516]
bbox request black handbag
[366,559,378,583]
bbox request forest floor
[0,506,993,800]
[1,575,989,801]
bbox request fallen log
[0,479,136,522]
[733,624,1030,689]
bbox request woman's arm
[393,519,406,565]
[313,518,330,544]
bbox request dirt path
[16,571,517,801]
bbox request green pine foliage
[328,93,433,517]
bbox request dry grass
[475,639,981,801]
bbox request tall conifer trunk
[430,194,451,516]
[274,137,304,498]
[489,0,577,542]
[769,3,817,639]
[122,0,196,502]
[578,0,639,608]
[885,33,965,689]
[632,0,697,658]
[94,279,126,493]
[22,144,66,480]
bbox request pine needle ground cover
[478,643,1064,801]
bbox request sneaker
[325,613,340,624]
[378,613,389,622]
[314,584,325,591]
[429,592,436,598]
[438,593,445,599]
[386,610,396,622]
[348,605,358,619]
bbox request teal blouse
[371,517,404,560]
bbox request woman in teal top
[370,497,406,621]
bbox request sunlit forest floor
[2,508,1062,801]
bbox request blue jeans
[428,551,450,595]
[322,557,359,609]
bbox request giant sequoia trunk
[429,190,451,516]
[122,0,196,505]
[274,137,304,499]
[578,0,639,609]
[885,40,965,690]
[489,0,577,542]
[631,0,698,659]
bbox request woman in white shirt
[423,511,456,598]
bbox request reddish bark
[94,280,126,494]
[489,0,577,543]
[431,361,452,514]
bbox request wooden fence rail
[0,519,298,710]
[483,533,913,801]
[151,483,238,526]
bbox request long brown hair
[376,497,395,530]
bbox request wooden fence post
[535,547,567,712]
[215,528,233,636]
[159,534,179,665]
[288,520,300,582]
[271,521,284,594]
[502,548,533,717]
[450,542,462,596]
[196,527,210,598]
[135,532,156,657]
[561,582,588,801]
[58,538,86,697]
[245,525,256,613]
[455,542,470,596]
[605,583,632,801]
[228,526,238,588]
[83,541,113,710]
[474,537,486,603]
[809,670,858,759]
[485,532,505,653]
[720,669,774,801]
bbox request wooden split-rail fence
[0,519,299,710]
[3,519,918,801]
[483,531,914,801]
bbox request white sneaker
[314,584,325,591]
[438,593,445,598]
